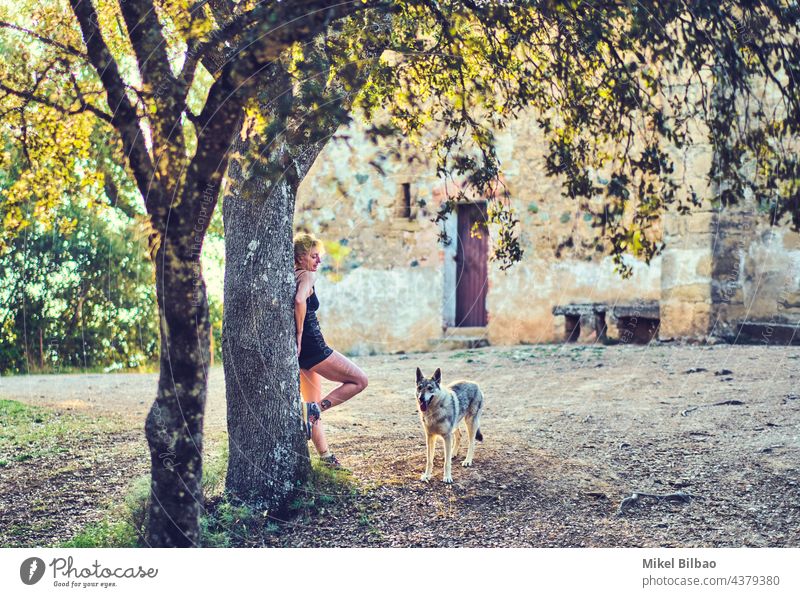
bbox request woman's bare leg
[310,351,368,411]
[300,368,328,455]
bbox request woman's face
[299,245,322,271]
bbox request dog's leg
[451,428,461,460]
[420,433,435,482]
[463,414,480,467]
[443,433,453,483]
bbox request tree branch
[180,2,384,241]
[0,20,87,59]
[118,0,185,152]
[67,0,160,216]
[0,81,113,123]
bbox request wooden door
[455,202,488,327]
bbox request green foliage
[201,435,229,499]
[288,459,358,515]
[354,1,800,273]
[60,519,141,548]
[200,499,267,548]
[0,196,159,374]
[1,1,799,279]
[321,240,353,281]
[1,0,798,294]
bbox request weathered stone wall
[296,117,662,353]
[704,73,800,343]
[659,201,800,344]
[656,80,717,341]
[710,205,800,341]
[314,268,443,355]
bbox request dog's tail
[475,428,483,442]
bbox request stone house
[294,115,800,354]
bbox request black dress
[298,284,333,370]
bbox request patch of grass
[288,460,357,515]
[352,501,384,540]
[198,439,278,547]
[7,520,56,539]
[61,519,141,548]
[62,438,232,548]
[200,498,269,548]
[202,434,229,499]
[55,432,356,548]
[200,458,359,547]
[60,476,150,548]
[0,399,126,463]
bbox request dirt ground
[1,342,799,547]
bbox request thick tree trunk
[220,19,389,511]
[144,243,210,547]
[222,135,323,512]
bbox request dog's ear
[416,367,423,384]
[433,368,441,384]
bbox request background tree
[0,103,161,373]
[0,198,160,374]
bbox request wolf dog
[415,367,484,483]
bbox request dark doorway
[455,202,489,327]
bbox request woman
[294,232,368,468]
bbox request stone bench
[552,301,660,344]
[552,303,609,342]
[732,321,800,345]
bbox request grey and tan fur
[415,367,484,483]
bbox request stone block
[674,231,715,250]
[695,257,713,278]
[661,283,711,304]
[663,213,685,237]
[685,211,716,234]
[659,302,711,339]
[662,250,711,289]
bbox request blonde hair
[293,232,322,265]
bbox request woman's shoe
[301,402,321,440]
[320,453,343,469]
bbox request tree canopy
[2,2,799,272]
[0,0,800,272]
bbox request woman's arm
[294,271,313,354]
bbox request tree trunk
[221,135,322,512]
[220,21,389,511]
[144,242,210,547]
